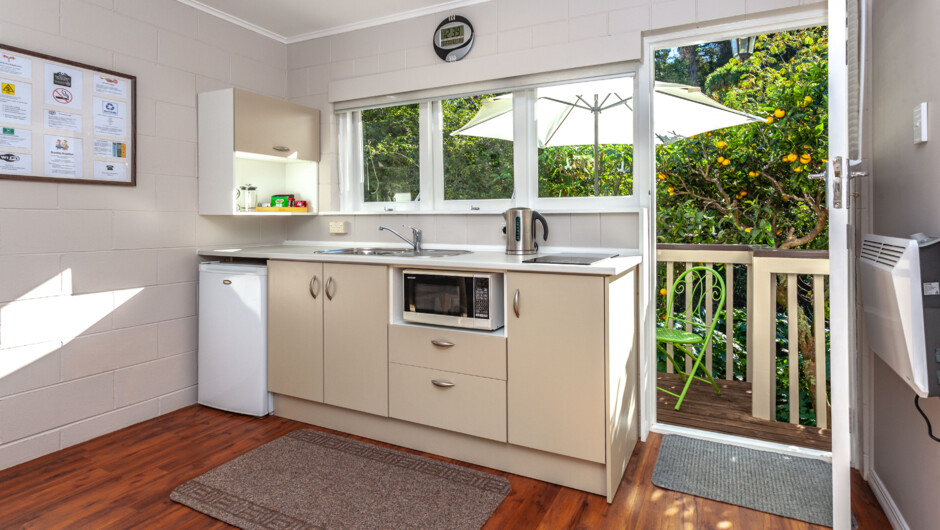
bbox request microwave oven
[402,269,504,330]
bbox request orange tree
[656,27,829,250]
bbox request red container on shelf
[294,200,307,208]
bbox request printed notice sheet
[0,78,31,125]
[93,97,126,137]
[44,134,82,177]
[0,50,31,78]
[93,74,127,98]
[0,152,31,175]
[93,160,126,181]
[93,138,126,158]
[0,127,30,149]
[45,63,83,109]
[44,109,82,133]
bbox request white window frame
[338,71,642,213]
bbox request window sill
[318,206,647,216]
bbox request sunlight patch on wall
[0,269,143,379]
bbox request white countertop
[198,243,642,276]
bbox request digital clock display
[440,26,464,40]
[439,25,465,48]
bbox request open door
[826,0,854,527]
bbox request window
[441,93,513,201]
[536,77,634,199]
[362,104,420,203]
[339,73,637,212]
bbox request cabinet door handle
[325,277,335,300]
[309,275,320,299]
[272,145,290,152]
[431,379,455,388]
[431,340,455,348]
[513,289,520,317]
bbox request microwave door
[404,273,472,318]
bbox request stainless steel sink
[316,247,471,258]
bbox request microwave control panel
[473,277,489,319]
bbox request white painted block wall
[0,0,289,470]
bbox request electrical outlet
[328,221,348,234]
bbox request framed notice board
[0,43,136,186]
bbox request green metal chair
[657,266,726,411]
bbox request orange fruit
[722,159,730,166]
[774,109,786,118]
[765,116,774,124]
[667,187,674,193]
[717,156,725,163]
[740,191,747,197]
[804,96,813,103]
[800,154,811,164]
[787,153,798,162]
[745,228,751,233]
[794,167,803,172]
[716,141,727,148]
[658,173,666,180]
[660,288,667,296]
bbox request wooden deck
[657,372,832,451]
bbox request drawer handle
[272,145,290,152]
[513,289,520,317]
[431,340,455,348]
[431,379,455,388]
[325,277,335,300]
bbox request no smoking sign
[52,87,72,105]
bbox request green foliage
[656,27,830,250]
[442,95,514,200]
[362,104,420,202]
[537,145,633,197]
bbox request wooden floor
[657,372,833,451]
[0,405,888,529]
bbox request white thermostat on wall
[433,15,474,62]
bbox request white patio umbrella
[451,79,762,195]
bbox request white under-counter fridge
[198,262,272,416]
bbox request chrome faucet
[379,225,422,251]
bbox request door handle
[513,289,520,317]
[309,275,320,299]
[431,340,455,348]
[325,277,335,300]
[431,379,455,388]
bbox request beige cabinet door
[267,260,324,402]
[323,263,388,417]
[506,272,606,463]
[234,89,320,161]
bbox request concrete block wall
[0,0,288,470]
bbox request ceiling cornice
[177,0,490,45]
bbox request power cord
[914,395,940,443]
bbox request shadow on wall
[0,269,143,386]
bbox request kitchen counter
[198,243,642,276]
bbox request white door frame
[635,5,853,529]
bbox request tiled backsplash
[285,212,640,249]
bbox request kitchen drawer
[389,363,507,442]
[389,324,506,380]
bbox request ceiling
[178,0,488,43]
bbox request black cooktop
[523,253,618,265]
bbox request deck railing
[657,244,831,429]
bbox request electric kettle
[503,207,549,255]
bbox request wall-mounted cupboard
[197,88,319,215]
